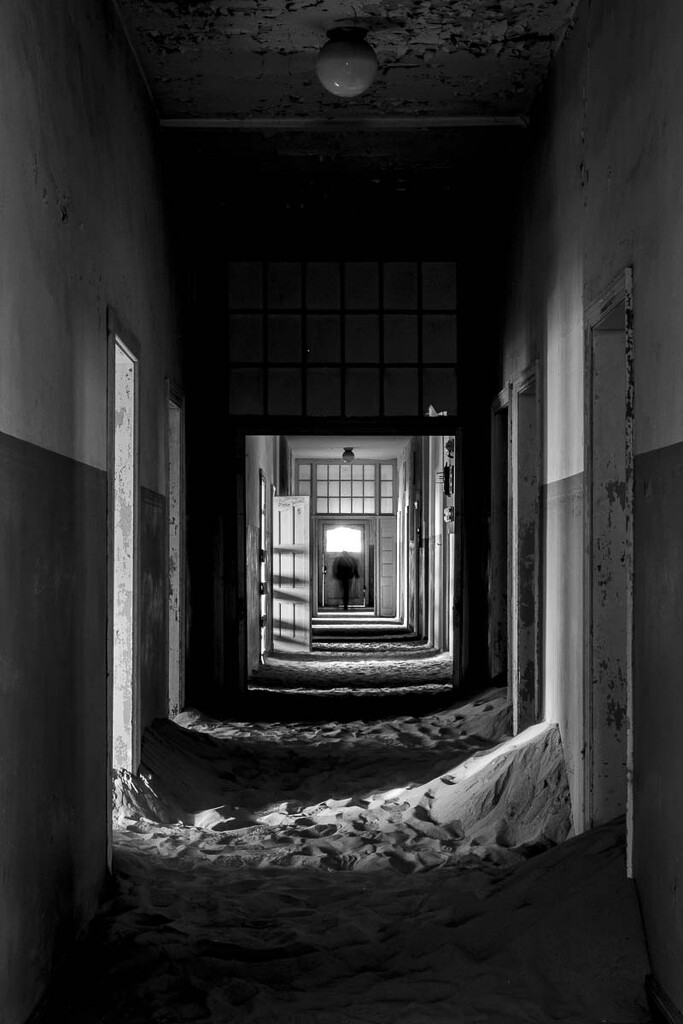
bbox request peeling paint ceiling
[116,0,577,120]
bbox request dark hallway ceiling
[115,0,577,122]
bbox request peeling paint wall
[497,0,683,1011]
[0,2,180,1021]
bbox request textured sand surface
[41,687,651,1023]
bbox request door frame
[223,416,463,691]
[106,308,141,864]
[510,363,543,733]
[490,386,512,688]
[315,518,373,610]
[583,267,635,870]
[166,381,186,717]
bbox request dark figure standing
[332,551,359,610]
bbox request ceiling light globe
[316,29,378,98]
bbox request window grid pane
[307,460,397,515]
[228,262,456,421]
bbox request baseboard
[647,975,683,1024]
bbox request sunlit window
[326,527,362,552]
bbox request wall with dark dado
[497,0,683,1013]
[0,2,181,1021]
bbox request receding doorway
[318,521,372,611]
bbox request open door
[272,495,311,653]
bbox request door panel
[272,496,310,652]
[379,518,397,617]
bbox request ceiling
[116,0,578,121]
[285,436,411,460]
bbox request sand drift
[53,689,650,1023]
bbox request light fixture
[316,27,378,98]
[342,447,355,464]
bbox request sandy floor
[40,669,651,1024]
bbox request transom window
[296,460,395,515]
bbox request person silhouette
[332,550,359,611]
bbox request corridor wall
[496,0,683,1012]
[0,2,181,1021]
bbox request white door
[272,496,311,653]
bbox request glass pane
[363,465,374,479]
[352,464,363,479]
[318,481,328,497]
[341,481,351,497]
[306,367,341,417]
[329,464,340,479]
[307,262,341,309]
[352,481,363,497]
[299,463,311,479]
[365,481,375,497]
[268,315,301,362]
[268,368,302,415]
[317,498,327,513]
[228,315,263,363]
[381,481,393,497]
[268,263,301,308]
[228,262,263,309]
[317,464,327,479]
[341,465,351,479]
[329,480,340,497]
[381,498,393,514]
[299,481,310,496]
[384,262,418,309]
[381,464,393,479]
[352,498,364,514]
[306,314,341,362]
[326,526,362,552]
[329,498,340,514]
[341,498,352,513]
[364,498,375,514]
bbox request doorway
[318,521,371,611]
